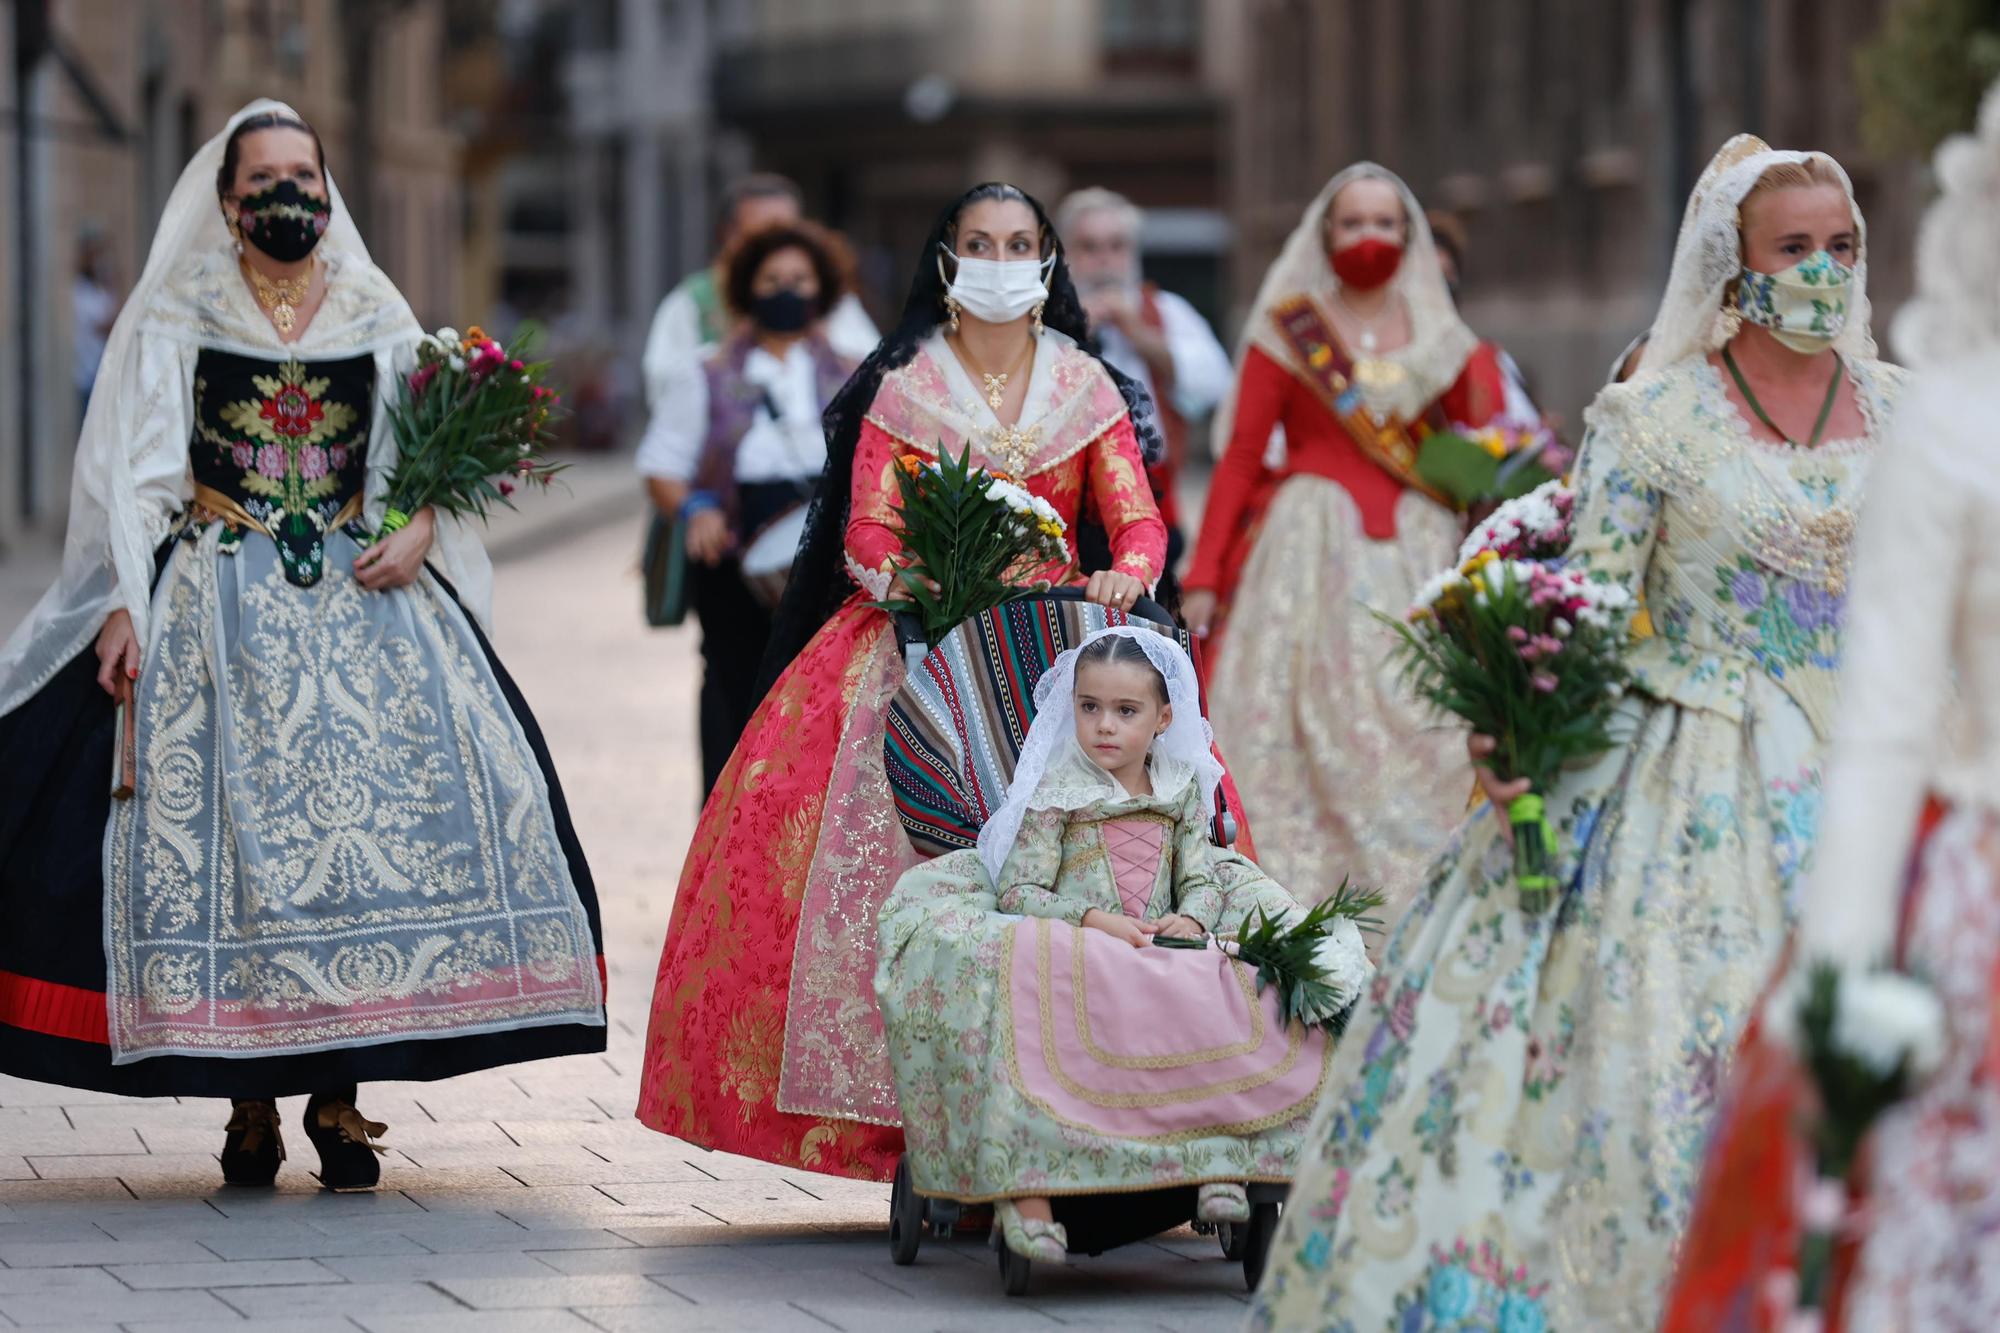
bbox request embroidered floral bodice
[1570,355,1905,740]
[189,348,374,586]
[993,778,1226,930]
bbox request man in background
[73,229,118,421]
[641,174,877,409]
[1056,187,1232,604]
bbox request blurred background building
[0,0,1990,562]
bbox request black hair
[721,220,848,321]
[753,182,1164,695]
[1075,634,1169,704]
[716,173,803,238]
[215,113,326,204]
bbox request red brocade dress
[636,332,1167,1179]
[1185,328,1504,918]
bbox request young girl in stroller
[874,626,1373,1267]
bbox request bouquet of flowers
[1416,416,1571,510]
[871,443,1071,649]
[1457,479,1576,566]
[376,325,565,536]
[1225,881,1384,1034]
[1770,960,1945,1325]
[1383,492,1632,911]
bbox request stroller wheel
[1241,1200,1281,1292]
[889,1158,922,1266]
[996,1234,1033,1296]
[1216,1219,1247,1261]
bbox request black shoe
[220,1099,285,1187]
[301,1091,386,1192]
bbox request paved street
[0,482,1256,1331]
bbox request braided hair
[754,182,1163,692]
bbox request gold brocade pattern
[1208,477,1467,934]
[105,528,603,1058]
[774,624,916,1125]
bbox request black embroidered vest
[189,349,375,586]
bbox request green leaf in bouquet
[1415,432,1502,508]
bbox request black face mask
[749,288,813,333]
[235,180,331,263]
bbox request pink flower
[408,364,438,396]
[255,443,287,480]
[1531,672,1559,693]
[509,359,525,372]
[329,445,349,471]
[231,441,255,469]
[1507,626,1529,643]
[498,477,515,497]
[1490,1002,1513,1031]
[297,444,328,481]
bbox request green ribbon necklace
[1722,346,1845,448]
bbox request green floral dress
[874,769,1363,1203]
[1249,354,1904,1332]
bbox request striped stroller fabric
[885,595,1189,858]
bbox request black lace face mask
[234,180,331,263]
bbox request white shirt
[641,282,878,411]
[1092,288,1233,420]
[635,341,830,486]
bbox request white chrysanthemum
[435,327,459,345]
[447,355,466,373]
[1834,970,1947,1079]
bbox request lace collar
[139,243,420,360]
[864,329,1131,477]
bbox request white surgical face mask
[940,245,1055,325]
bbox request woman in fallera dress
[1249,136,1904,1331]
[635,184,1168,1179]
[1180,164,1508,919]
[1662,86,2000,1333]
[0,101,605,1192]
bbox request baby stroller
[880,588,1286,1295]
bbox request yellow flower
[1461,549,1498,576]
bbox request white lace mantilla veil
[0,97,493,720]
[976,625,1225,887]
[1207,162,1480,460]
[1632,133,1877,378]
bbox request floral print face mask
[1734,249,1854,354]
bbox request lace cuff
[845,553,893,601]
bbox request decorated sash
[1268,295,1455,508]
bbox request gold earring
[1031,301,1045,336]
[944,293,960,335]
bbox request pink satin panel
[1007,917,1329,1140]
[1102,818,1166,918]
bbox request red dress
[636,337,1167,1179]
[1184,340,1507,620]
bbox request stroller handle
[891,587,1177,655]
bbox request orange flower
[896,454,925,478]
[462,324,487,350]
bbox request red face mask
[1330,237,1405,290]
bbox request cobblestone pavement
[0,492,1258,1331]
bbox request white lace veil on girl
[977,625,1224,886]
[1634,134,1876,378]
[0,98,488,719]
[1208,162,1479,460]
